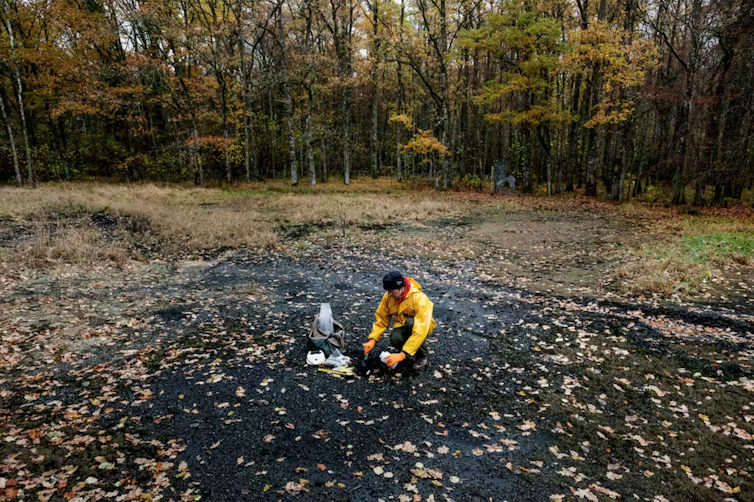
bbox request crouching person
[363,271,436,371]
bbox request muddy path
[3,240,753,502]
[386,205,647,299]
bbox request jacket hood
[404,277,423,295]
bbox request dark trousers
[389,318,428,359]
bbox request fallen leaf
[572,487,598,501]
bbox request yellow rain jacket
[368,277,437,356]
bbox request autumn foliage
[0,0,750,205]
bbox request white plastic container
[380,351,399,369]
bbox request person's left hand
[385,352,406,367]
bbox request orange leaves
[50,101,103,120]
[186,135,233,152]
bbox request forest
[0,0,752,204]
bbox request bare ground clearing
[0,190,753,501]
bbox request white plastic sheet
[323,348,352,368]
[318,303,334,335]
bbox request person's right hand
[363,339,376,356]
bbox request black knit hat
[382,271,405,290]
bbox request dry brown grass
[20,224,128,268]
[239,192,463,226]
[0,183,279,253]
[616,250,713,296]
[3,181,753,299]
[0,181,469,264]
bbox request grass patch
[618,216,754,296]
[680,232,754,265]
[21,224,128,267]
[0,181,470,267]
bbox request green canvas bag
[308,314,346,357]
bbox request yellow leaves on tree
[465,3,569,129]
[565,21,659,128]
[403,130,449,160]
[388,113,413,129]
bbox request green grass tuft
[618,228,754,296]
[679,232,754,265]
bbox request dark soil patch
[279,221,335,239]
[0,209,163,262]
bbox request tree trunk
[56,117,69,179]
[692,180,705,206]
[242,104,259,182]
[441,99,450,190]
[371,80,379,178]
[671,0,702,205]
[370,0,380,179]
[267,87,275,177]
[241,60,250,184]
[396,126,402,181]
[222,85,231,183]
[277,6,297,186]
[521,125,531,192]
[396,0,406,182]
[633,161,643,196]
[0,89,21,186]
[584,124,598,196]
[3,0,34,185]
[567,73,582,191]
[582,0,608,197]
[451,109,459,189]
[191,119,205,187]
[239,33,252,183]
[619,125,631,202]
[538,125,552,196]
[321,134,328,183]
[672,93,690,205]
[305,86,316,186]
[342,84,351,185]
[326,0,354,185]
[602,126,617,197]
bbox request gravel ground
[2,238,753,502]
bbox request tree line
[0,0,752,205]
